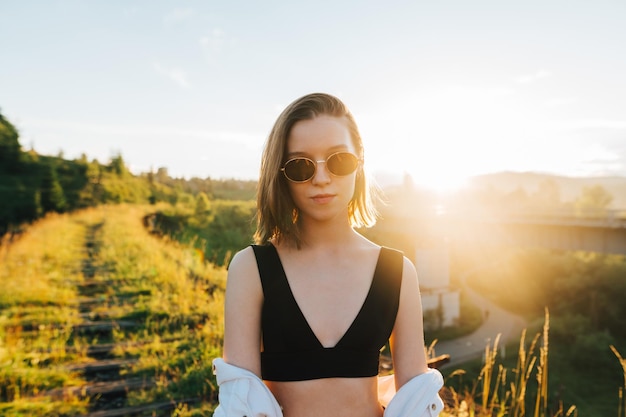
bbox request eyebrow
[286,145,351,158]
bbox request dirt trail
[51,220,197,416]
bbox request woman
[213,93,443,417]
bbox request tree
[503,186,530,212]
[531,178,561,210]
[195,192,210,215]
[40,163,67,213]
[0,111,21,173]
[575,185,613,217]
[109,153,129,177]
[156,167,169,183]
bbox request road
[431,269,527,370]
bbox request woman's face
[285,115,358,224]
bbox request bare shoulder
[223,245,263,372]
[228,245,258,274]
[226,246,263,297]
[400,254,420,292]
[401,254,418,278]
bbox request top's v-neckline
[270,245,383,349]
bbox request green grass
[0,205,226,416]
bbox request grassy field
[1,205,625,416]
[0,205,226,416]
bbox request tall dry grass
[610,346,626,417]
[443,310,580,417]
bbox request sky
[1,0,625,192]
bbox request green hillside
[0,111,256,242]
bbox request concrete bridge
[379,209,626,256]
[442,211,626,255]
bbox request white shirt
[212,358,444,417]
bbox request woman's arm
[222,246,264,377]
[389,256,430,389]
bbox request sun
[361,79,549,199]
[408,166,471,194]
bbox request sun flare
[363,84,542,194]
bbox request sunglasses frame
[281,151,362,183]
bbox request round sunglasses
[281,151,361,183]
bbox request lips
[311,193,335,204]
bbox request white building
[415,247,460,329]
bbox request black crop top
[251,244,403,382]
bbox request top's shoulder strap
[379,246,404,281]
[250,244,285,295]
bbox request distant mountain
[466,171,626,209]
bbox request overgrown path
[1,206,226,416]
[59,220,170,415]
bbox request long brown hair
[254,92,380,247]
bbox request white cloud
[488,86,516,96]
[552,119,626,130]
[200,28,226,52]
[122,7,140,18]
[164,8,195,25]
[542,97,578,108]
[515,69,552,84]
[153,63,191,88]
[25,118,261,142]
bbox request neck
[298,216,358,249]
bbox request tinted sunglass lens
[327,153,358,175]
[282,153,358,182]
[284,158,315,182]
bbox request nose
[311,160,331,185]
